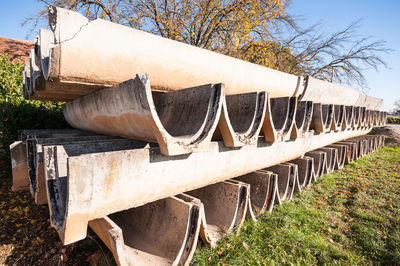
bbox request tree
[25,0,391,91]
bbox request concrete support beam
[63,74,223,156]
[43,128,372,244]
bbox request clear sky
[0,0,399,110]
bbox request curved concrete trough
[215,92,267,147]
[63,74,223,156]
[263,97,297,142]
[89,196,201,266]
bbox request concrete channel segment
[262,97,297,142]
[63,74,223,156]
[10,129,114,193]
[214,92,267,147]
[89,196,200,266]
[41,129,379,244]
[24,6,302,101]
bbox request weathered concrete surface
[291,101,313,138]
[89,196,200,266]
[25,6,302,101]
[28,135,124,204]
[300,76,360,106]
[186,181,248,246]
[263,97,297,142]
[310,104,333,133]
[11,129,104,193]
[43,128,373,244]
[63,74,223,156]
[234,171,277,219]
[10,141,30,191]
[215,92,267,147]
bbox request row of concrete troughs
[12,6,387,265]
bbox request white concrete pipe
[26,6,302,101]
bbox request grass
[192,146,400,265]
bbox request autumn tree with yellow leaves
[27,0,390,90]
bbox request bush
[387,117,400,124]
[0,53,69,178]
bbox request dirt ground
[0,126,399,265]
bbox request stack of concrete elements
[13,6,387,265]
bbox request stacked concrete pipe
[9,5,390,266]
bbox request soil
[0,37,33,62]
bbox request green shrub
[0,53,69,178]
[387,117,400,124]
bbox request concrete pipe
[42,128,372,244]
[311,104,334,133]
[343,106,354,130]
[27,135,123,204]
[89,196,200,266]
[186,181,248,246]
[353,107,362,129]
[27,6,302,101]
[299,76,360,106]
[291,101,313,139]
[266,163,299,203]
[364,95,383,111]
[63,74,223,156]
[290,157,314,188]
[284,163,302,197]
[11,129,101,192]
[214,92,267,147]
[10,141,29,191]
[331,105,345,131]
[263,97,297,142]
[328,144,348,170]
[318,147,337,173]
[234,171,276,218]
[304,151,327,178]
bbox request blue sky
[1,0,399,110]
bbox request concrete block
[63,74,223,156]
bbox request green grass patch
[192,146,400,265]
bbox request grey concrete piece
[328,144,348,170]
[18,128,100,143]
[10,141,30,191]
[234,171,276,218]
[300,76,360,106]
[89,196,200,266]
[63,74,223,156]
[343,106,354,130]
[290,157,314,188]
[186,181,247,246]
[318,147,338,173]
[311,104,333,133]
[43,128,371,244]
[27,135,123,204]
[305,151,327,178]
[263,97,297,142]
[331,105,345,131]
[214,92,267,147]
[291,101,313,138]
[25,6,302,101]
